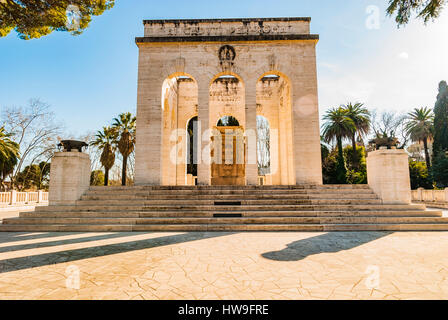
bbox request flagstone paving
[0,231,447,300]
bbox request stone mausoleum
[134,17,322,186]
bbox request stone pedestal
[49,151,91,206]
[367,148,411,204]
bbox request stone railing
[412,188,448,208]
[0,190,49,206]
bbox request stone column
[245,78,258,185]
[49,151,91,206]
[367,148,411,204]
[197,78,211,185]
[445,188,448,202]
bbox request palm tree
[322,107,356,184]
[0,127,20,191]
[112,112,136,186]
[91,126,117,186]
[405,107,434,169]
[343,103,371,168]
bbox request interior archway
[256,72,294,185]
[160,74,198,185]
[257,115,270,176]
[217,115,240,127]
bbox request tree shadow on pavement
[262,232,392,262]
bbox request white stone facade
[135,17,322,186]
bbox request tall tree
[370,111,409,149]
[0,0,114,39]
[1,99,62,188]
[387,0,447,26]
[15,161,50,190]
[112,112,136,186]
[405,107,434,169]
[432,80,448,157]
[322,107,356,184]
[0,126,20,191]
[343,103,371,168]
[91,126,117,186]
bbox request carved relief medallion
[218,45,236,71]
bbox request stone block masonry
[367,149,412,205]
[49,152,91,205]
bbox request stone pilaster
[291,49,322,185]
[245,78,258,185]
[135,54,162,185]
[197,78,211,185]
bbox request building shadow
[0,232,153,254]
[0,232,82,243]
[0,232,234,274]
[262,232,392,262]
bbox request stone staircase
[1,185,448,232]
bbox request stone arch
[209,72,246,130]
[209,71,245,87]
[217,115,241,127]
[256,70,292,84]
[255,70,294,185]
[160,73,198,185]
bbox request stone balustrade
[412,188,448,208]
[0,191,49,206]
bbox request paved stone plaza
[0,230,448,300]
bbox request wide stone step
[81,193,379,200]
[88,185,372,192]
[20,209,440,219]
[35,204,427,212]
[4,216,448,226]
[2,223,448,232]
[74,199,383,206]
[84,188,376,196]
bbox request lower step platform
[1,223,448,232]
[1,185,447,232]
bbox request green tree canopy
[15,161,50,190]
[409,160,433,189]
[387,0,447,26]
[90,170,105,186]
[343,102,371,169]
[405,107,434,169]
[431,153,448,188]
[344,145,368,184]
[433,81,448,157]
[322,107,356,184]
[112,112,136,186]
[0,126,20,190]
[91,126,117,186]
[0,0,114,40]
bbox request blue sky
[1,0,447,135]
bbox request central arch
[209,74,246,185]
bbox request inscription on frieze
[144,20,309,38]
